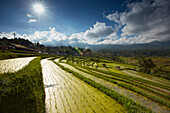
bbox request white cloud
[0,32,24,39]
[1,0,170,46]
[105,0,170,44]
[0,21,136,46]
[84,22,114,39]
[29,19,37,23]
[0,32,14,38]
[2,0,170,47]
[49,27,67,41]
[106,11,120,23]
[21,27,69,46]
[26,13,33,18]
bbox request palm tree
[138,57,156,74]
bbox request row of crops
[0,56,169,113]
[53,56,170,113]
[41,59,125,113]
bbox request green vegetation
[52,60,152,113]
[59,56,66,62]
[82,65,170,90]
[95,48,170,57]
[138,57,156,74]
[8,49,39,54]
[0,37,169,113]
[0,50,54,60]
[65,55,170,81]
[67,63,170,107]
[120,56,170,79]
[42,59,126,113]
[0,37,44,51]
[0,57,45,113]
[0,52,37,60]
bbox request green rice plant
[52,61,152,113]
[0,57,45,113]
[71,64,170,100]
[0,52,36,60]
[70,63,170,107]
[59,57,66,62]
[69,64,170,99]
[81,65,170,91]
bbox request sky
[0,0,170,46]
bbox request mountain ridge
[68,40,170,51]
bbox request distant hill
[0,37,92,56]
[88,41,170,51]
[68,40,170,51]
[49,40,170,57]
[83,41,170,57]
[1,37,169,56]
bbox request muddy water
[58,62,170,113]
[41,59,126,113]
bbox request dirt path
[0,57,36,73]
[57,62,170,113]
[41,59,126,113]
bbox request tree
[138,57,156,74]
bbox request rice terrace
[0,0,170,113]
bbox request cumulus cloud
[28,19,37,23]
[2,0,170,47]
[24,27,69,46]
[105,0,170,44]
[49,27,67,41]
[60,22,116,45]
[106,11,120,23]
[12,22,115,46]
[84,22,114,39]
[0,32,24,39]
[0,32,14,38]
[1,0,170,46]
[68,22,117,45]
[0,21,132,46]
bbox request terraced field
[0,57,36,73]
[54,58,170,113]
[1,56,169,113]
[41,59,126,113]
[0,57,45,113]
[122,70,170,85]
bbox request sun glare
[34,4,44,14]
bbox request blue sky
[0,0,126,34]
[0,0,170,46]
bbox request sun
[34,4,44,14]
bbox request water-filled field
[41,59,125,113]
[0,57,36,73]
[56,60,170,113]
[0,57,169,113]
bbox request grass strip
[0,57,45,113]
[0,52,37,60]
[0,52,52,60]
[58,57,66,62]
[71,63,170,100]
[62,58,169,91]
[66,63,170,108]
[81,65,170,91]
[52,60,152,113]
